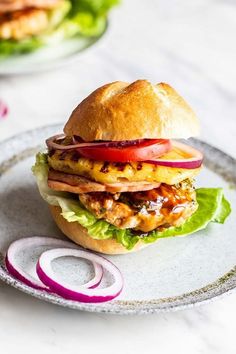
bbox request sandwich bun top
[64,80,200,141]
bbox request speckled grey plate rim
[0,124,235,315]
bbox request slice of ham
[0,0,60,12]
[103,181,161,193]
[48,169,160,194]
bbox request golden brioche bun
[49,205,148,255]
[64,80,200,141]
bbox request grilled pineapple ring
[48,150,201,185]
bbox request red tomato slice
[77,139,172,162]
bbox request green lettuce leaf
[142,188,230,244]
[212,195,231,223]
[43,13,107,43]
[32,153,231,250]
[0,37,42,57]
[69,0,120,17]
[53,0,120,40]
[47,0,72,29]
[65,0,119,37]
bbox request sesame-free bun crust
[64,80,200,141]
[49,205,148,255]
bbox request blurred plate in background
[0,23,107,76]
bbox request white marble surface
[0,0,236,353]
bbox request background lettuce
[0,0,119,57]
[0,38,42,57]
[32,153,231,250]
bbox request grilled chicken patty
[0,8,49,39]
[79,180,198,232]
[0,0,60,12]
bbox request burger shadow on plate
[0,183,65,251]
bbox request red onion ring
[146,141,203,169]
[5,237,103,291]
[46,134,151,151]
[0,100,8,119]
[37,248,123,303]
[46,134,70,150]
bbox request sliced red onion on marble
[146,141,203,169]
[5,237,103,291]
[37,248,123,303]
[0,100,8,119]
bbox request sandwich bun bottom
[49,205,148,255]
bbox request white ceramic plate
[0,25,107,75]
[0,124,235,314]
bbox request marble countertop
[0,0,236,353]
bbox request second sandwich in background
[0,0,118,56]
